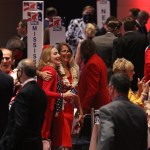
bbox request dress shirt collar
[113,95,129,102]
[45,17,49,21]
[22,78,36,87]
[136,20,142,27]
[20,35,27,41]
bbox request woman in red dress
[37,46,75,142]
[51,42,83,150]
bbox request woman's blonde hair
[113,58,134,73]
[85,23,96,39]
[38,45,54,70]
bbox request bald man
[0,59,47,150]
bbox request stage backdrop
[117,0,150,31]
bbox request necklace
[57,64,79,87]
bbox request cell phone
[71,88,77,94]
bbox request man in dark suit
[0,50,14,139]
[0,59,47,150]
[95,16,119,36]
[16,19,27,59]
[135,10,149,36]
[113,16,149,91]
[93,20,122,69]
[129,8,140,20]
[96,73,148,150]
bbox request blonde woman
[37,46,75,144]
[75,23,96,73]
[113,58,150,107]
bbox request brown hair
[57,42,78,69]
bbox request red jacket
[78,54,111,114]
[144,46,150,82]
[37,66,60,139]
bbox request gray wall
[0,1,22,47]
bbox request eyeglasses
[61,50,71,54]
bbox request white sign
[23,1,44,19]
[27,11,43,65]
[49,16,66,47]
[97,0,110,28]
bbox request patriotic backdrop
[23,1,44,65]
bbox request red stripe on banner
[49,18,53,28]
[30,3,36,10]
[24,8,29,11]
[24,2,29,7]
[53,19,60,27]
[24,2,29,11]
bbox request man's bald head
[17,59,36,77]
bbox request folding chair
[72,108,99,150]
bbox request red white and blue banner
[23,1,43,19]
[97,0,110,28]
[27,11,43,65]
[23,1,44,65]
[49,16,66,47]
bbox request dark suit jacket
[78,54,111,114]
[21,36,27,59]
[95,27,106,36]
[93,32,117,69]
[0,71,13,139]
[0,81,47,150]
[135,21,148,35]
[97,96,147,150]
[113,31,149,90]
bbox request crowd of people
[0,4,150,150]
